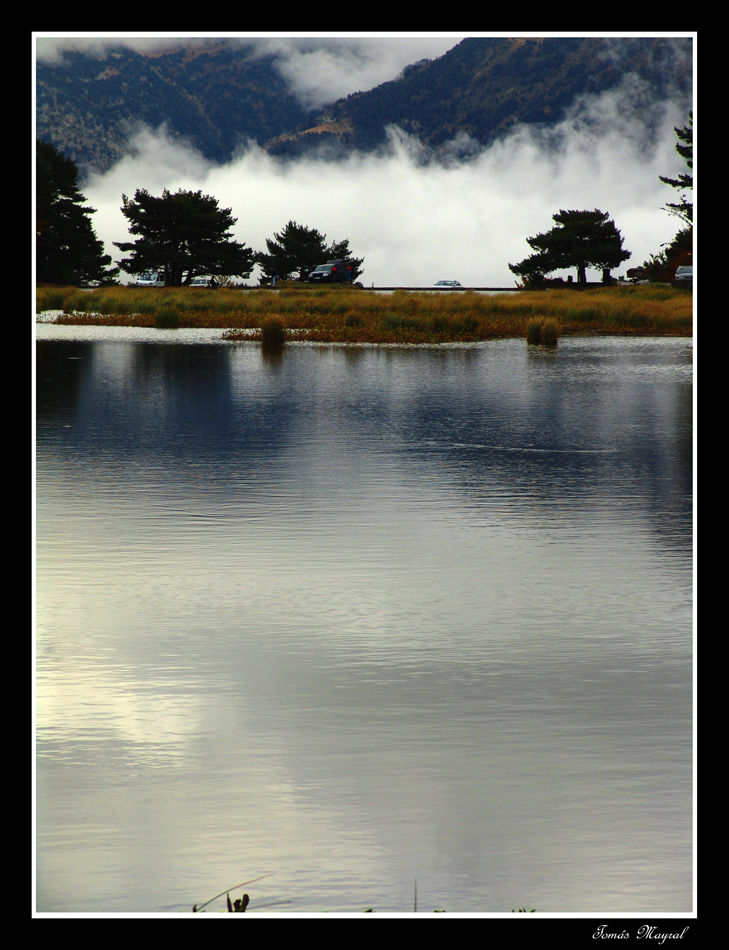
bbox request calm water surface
[35,327,693,914]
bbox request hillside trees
[509,209,631,286]
[114,188,255,285]
[256,220,364,281]
[35,139,118,285]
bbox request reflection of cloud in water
[35,335,693,912]
[36,659,201,766]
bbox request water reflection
[35,334,693,914]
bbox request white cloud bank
[81,75,691,288]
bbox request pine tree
[509,209,630,285]
[256,221,365,282]
[114,188,255,285]
[659,112,693,227]
[641,112,693,280]
[256,221,329,280]
[35,139,118,286]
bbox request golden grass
[36,284,693,343]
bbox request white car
[135,272,165,288]
[434,280,462,287]
[190,275,219,288]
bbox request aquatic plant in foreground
[190,875,535,913]
[527,318,559,345]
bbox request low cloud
[35,35,464,110]
[35,35,194,65]
[245,36,466,111]
[81,78,690,288]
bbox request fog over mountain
[35,34,694,287]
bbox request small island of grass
[36,284,692,346]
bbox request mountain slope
[36,41,312,174]
[36,36,693,175]
[265,36,693,158]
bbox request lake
[35,327,694,915]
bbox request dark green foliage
[114,188,255,285]
[642,112,693,278]
[659,112,693,227]
[256,221,329,280]
[510,210,631,285]
[256,220,364,282]
[642,228,692,282]
[35,139,118,285]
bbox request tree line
[508,112,692,287]
[36,113,692,289]
[35,139,364,287]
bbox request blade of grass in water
[193,873,274,912]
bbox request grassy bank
[36,284,693,344]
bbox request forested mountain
[36,37,693,175]
[36,41,312,174]
[268,37,693,158]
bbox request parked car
[434,280,462,287]
[307,260,352,284]
[190,275,219,288]
[135,272,165,288]
[673,265,693,284]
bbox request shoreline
[35,284,693,345]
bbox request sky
[34,33,694,287]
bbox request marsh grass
[155,305,180,329]
[260,315,286,346]
[37,284,692,343]
[527,318,559,345]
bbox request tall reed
[155,306,180,328]
[527,318,558,345]
[260,315,285,346]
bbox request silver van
[135,272,165,288]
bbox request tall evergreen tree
[659,112,693,228]
[256,221,329,280]
[114,188,255,285]
[641,112,693,280]
[256,220,364,281]
[35,139,117,285]
[509,209,630,285]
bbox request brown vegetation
[36,284,692,344]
